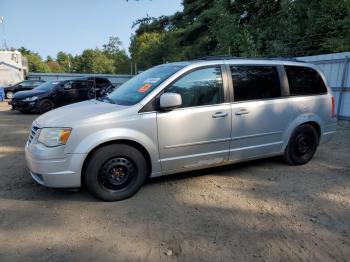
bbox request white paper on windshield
[144,78,160,84]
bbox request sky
[0,0,183,58]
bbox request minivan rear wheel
[284,124,319,165]
[85,144,148,201]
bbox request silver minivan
[25,58,337,201]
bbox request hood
[13,89,48,99]
[34,100,129,127]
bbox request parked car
[4,80,45,99]
[11,77,113,114]
[25,58,337,201]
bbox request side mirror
[159,92,182,111]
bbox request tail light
[331,96,336,118]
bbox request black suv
[4,80,45,99]
[11,77,113,114]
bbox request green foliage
[18,37,131,74]
[56,52,74,72]
[129,0,350,70]
[75,49,115,74]
[103,37,130,74]
[18,47,51,73]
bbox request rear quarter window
[285,66,327,95]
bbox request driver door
[156,66,232,173]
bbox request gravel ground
[0,101,349,262]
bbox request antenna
[0,16,8,50]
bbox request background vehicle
[11,77,112,114]
[25,58,337,201]
[4,80,45,99]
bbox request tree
[129,32,165,70]
[75,49,115,74]
[18,47,51,73]
[56,52,74,72]
[129,0,350,68]
[102,36,130,74]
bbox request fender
[282,113,323,150]
[74,128,161,175]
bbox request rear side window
[285,66,327,95]
[230,66,281,102]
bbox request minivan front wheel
[85,144,148,201]
[284,124,319,165]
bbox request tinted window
[285,66,327,95]
[64,80,93,90]
[94,78,111,89]
[20,81,35,87]
[166,67,224,108]
[75,80,93,89]
[33,81,44,86]
[35,81,60,91]
[231,66,281,101]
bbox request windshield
[106,64,185,105]
[34,81,61,91]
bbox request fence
[298,52,350,120]
[27,73,133,87]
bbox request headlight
[37,128,72,147]
[23,96,38,101]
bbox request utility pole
[0,16,9,50]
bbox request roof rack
[195,55,304,62]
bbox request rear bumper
[25,142,86,188]
[320,122,337,144]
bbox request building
[0,50,28,87]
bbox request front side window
[231,65,281,102]
[285,66,327,95]
[165,67,224,108]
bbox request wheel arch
[81,139,153,187]
[283,114,323,150]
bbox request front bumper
[25,142,86,188]
[12,100,38,112]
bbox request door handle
[212,112,228,118]
[235,108,249,115]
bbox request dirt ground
[0,101,349,262]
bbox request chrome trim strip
[161,149,229,162]
[231,131,282,141]
[164,137,231,149]
[230,141,283,152]
[323,131,336,135]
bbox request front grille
[28,125,39,144]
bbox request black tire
[38,99,54,114]
[6,91,14,99]
[85,144,148,201]
[284,124,319,165]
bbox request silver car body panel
[25,59,337,187]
